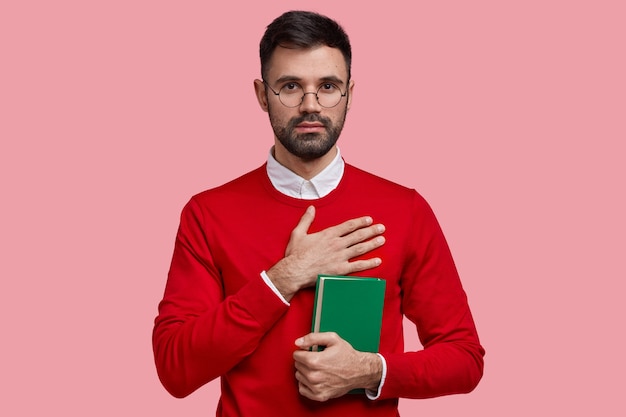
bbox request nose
[299,92,322,113]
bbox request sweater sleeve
[380,192,485,399]
[152,198,289,398]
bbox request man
[153,10,484,416]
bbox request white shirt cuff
[365,353,387,400]
[260,270,290,306]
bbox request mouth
[295,122,326,133]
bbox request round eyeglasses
[263,81,348,108]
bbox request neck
[273,143,337,180]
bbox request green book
[311,275,386,395]
[311,275,386,353]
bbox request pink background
[2,1,625,415]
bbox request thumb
[292,205,316,236]
[295,332,341,349]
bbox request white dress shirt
[266,146,344,199]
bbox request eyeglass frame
[262,80,349,108]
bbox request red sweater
[153,163,484,416]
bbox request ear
[254,79,269,112]
[346,79,355,111]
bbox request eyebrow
[274,75,346,86]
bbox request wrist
[359,352,383,391]
[266,263,298,302]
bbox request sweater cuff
[234,272,290,330]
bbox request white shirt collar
[266,147,345,199]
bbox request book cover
[311,275,386,353]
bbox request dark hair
[260,10,352,81]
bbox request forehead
[265,45,349,83]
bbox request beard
[268,105,347,162]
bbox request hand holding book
[292,275,386,400]
[293,332,383,401]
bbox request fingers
[292,205,316,236]
[282,210,385,285]
[343,223,385,247]
[295,373,332,402]
[296,375,332,402]
[296,209,384,249]
[347,233,385,257]
[326,218,385,252]
[324,220,386,275]
[345,257,383,274]
[338,231,385,275]
[292,333,357,402]
[331,215,374,237]
[293,333,341,401]
[295,332,341,350]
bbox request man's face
[255,45,353,162]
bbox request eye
[319,83,338,93]
[283,82,300,91]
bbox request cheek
[328,108,348,126]
[268,107,295,126]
